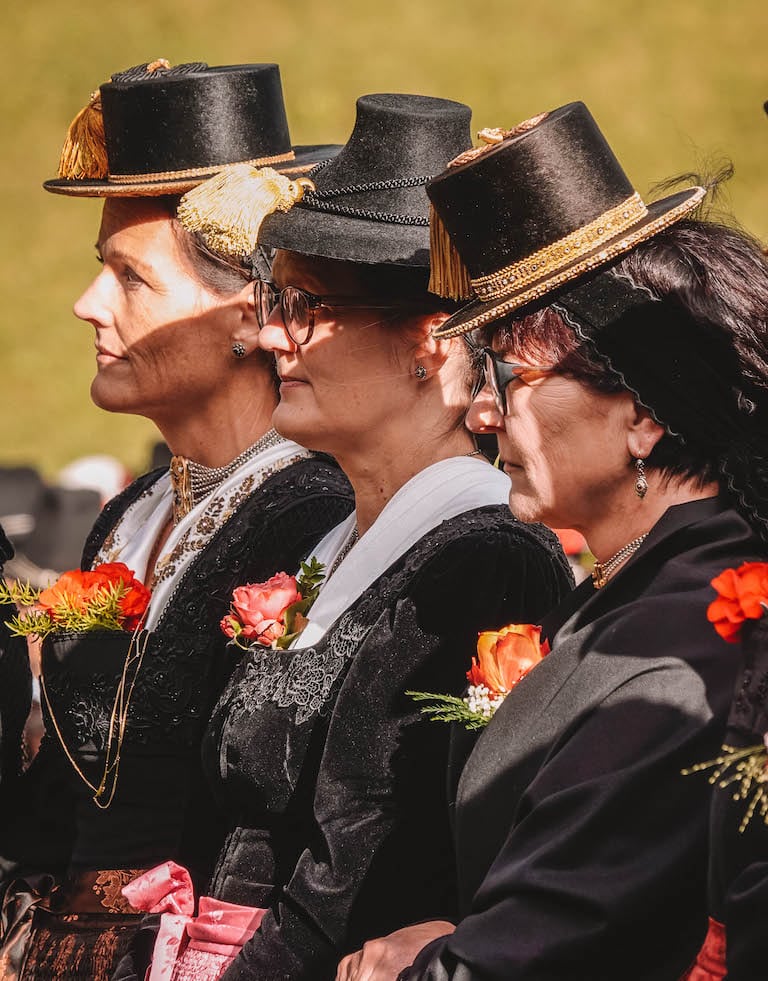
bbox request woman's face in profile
[467,352,638,530]
[259,250,416,457]
[73,198,241,423]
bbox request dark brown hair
[484,217,768,496]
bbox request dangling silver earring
[634,457,648,498]
[414,364,427,380]
[232,342,247,359]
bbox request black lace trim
[216,507,565,728]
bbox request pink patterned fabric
[122,861,195,915]
[121,863,265,981]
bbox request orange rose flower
[38,562,151,630]
[707,562,768,643]
[468,623,547,693]
[38,568,109,612]
[96,562,151,628]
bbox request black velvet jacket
[403,499,765,981]
[706,615,768,980]
[0,457,353,885]
[126,507,567,981]
[0,525,31,818]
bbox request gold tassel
[177,165,315,257]
[428,202,473,301]
[57,90,109,180]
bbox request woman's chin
[507,488,546,526]
[272,403,324,452]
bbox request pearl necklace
[591,533,648,589]
[169,429,284,524]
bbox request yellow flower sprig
[0,579,132,639]
[683,743,768,833]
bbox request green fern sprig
[406,690,491,731]
[4,580,130,639]
[0,579,43,608]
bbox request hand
[336,921,455,981]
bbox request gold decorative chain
[40,625,151,810]
[108,151,296,184]
[592,533,648,589]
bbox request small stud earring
[232,342,247,359]
[414,364,427,380]
[634,457,648,498]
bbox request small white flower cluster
[465,683,508,719]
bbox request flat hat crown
[427,102,636,280]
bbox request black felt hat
[427,102,705,337]
[257,93,473,266]
[44,60,338,198]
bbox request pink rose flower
[226,573,301,647]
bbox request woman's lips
[95,346,126,365]
[279,376,308,390]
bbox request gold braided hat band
[471,192,646,301]
[432,186,706,338]
[107,150,297,184]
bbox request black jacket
[404,499,764,981]
[0,457,353,884]
[0,525,31,817]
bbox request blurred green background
[3,0,767,477]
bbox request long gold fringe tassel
[57,91,109,180]
[427,202,473,301]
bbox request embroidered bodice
[2,458,353,881]
[199,508,571,980]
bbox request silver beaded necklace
[170,428,285,524]
[326,525,359,580]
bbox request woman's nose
[466,382,504,434]
[73,271,113,327]
[258,308,298,354]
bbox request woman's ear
[230,280,262,356]
[626,401,665,460]
[408,311,456,379]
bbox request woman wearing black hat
[337,104,768,981]
[120,93,571,981]
[0,61,354,980]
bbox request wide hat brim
[43,144,340,197]
[260,204,430,267]
[433,186,705,338]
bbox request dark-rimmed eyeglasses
[254,281,435,347]
[465,339,556,414]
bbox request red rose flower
[225,573,301,647]
[468,623,547,693]
[95,563,151,629]
[708,562,768,642]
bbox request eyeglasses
[466,340,555,414]
[254,281,434,347]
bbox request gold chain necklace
[39,625,151,810]
[592,534,648,589]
